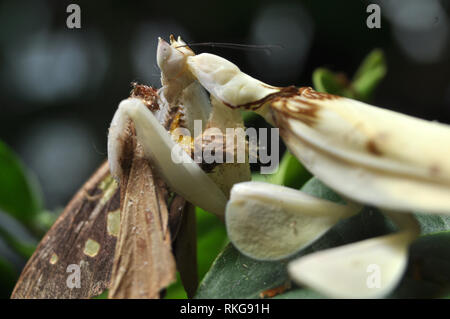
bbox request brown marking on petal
[130,82,159,111]
[299,86,340,100]
[367,140,383,156]
[259,281,291,298]
[219,86,339,114]
[221,86,299,110]
[260,83,283,90]
[429,164,441,177]
[271,93,320,127]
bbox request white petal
[274,90,450,214]
[225,182,361,260]
[108,98,227,218]
[288,213,419,298]
[288,233,409,298]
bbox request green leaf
[414,213,450,235]
[196,207,228,279]
[351,49,386,101]
[242,110,259,123]
[267,151,312,189]
[391,231,450,298]
[165,273,188,299]
[298,178,395,250]
[300,177,346,204]
[388,213,450,298]
[312,49,386,102]
[273,288,324,299]
[312,68,353,98]
[251,172,270,183]
[92,290,109,299]
[0,140,42,227]
[195,243,289,299]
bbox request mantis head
[157,35,194,81]
[157,36,196,103]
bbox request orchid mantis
[108,36,450,298]
[108,36,250,219]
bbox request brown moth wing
[108,131,177,299]
[11,161,120,299]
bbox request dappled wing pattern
[11,161,120,299]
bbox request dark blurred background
[0,0,449,286]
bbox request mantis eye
[156,37,186,80]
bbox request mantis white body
[108,36,450,298]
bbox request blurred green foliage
[0,141,53,297]
[0,141,42,229]
[0,141,56,238]
[0,257,16,296]
[313,49,386,102]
